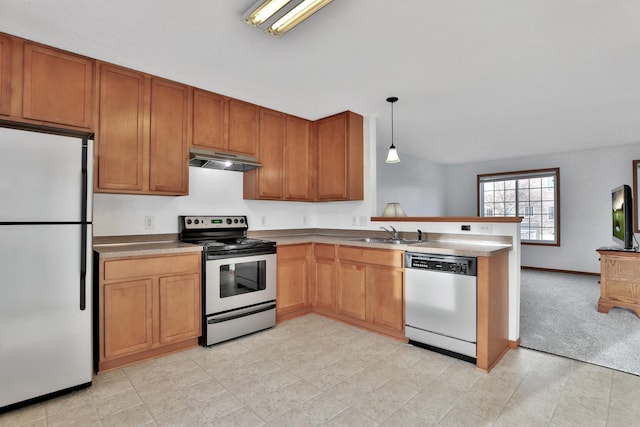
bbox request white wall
[445,142,640,273]
[376,148,448,217]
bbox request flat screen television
[612,184,634,250]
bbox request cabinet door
[158,273,201,344]
[337,261,366,320]
[277,245,309,315]
[103,279,153,359]
[314,257,335,311]
[256,108,284,199]
[149,78,190,194]
[366,266,404,333]
[0,34,12,116]
[316,113,347,200]
[192,89,227,150]
[228,99,258,155]
[96,63,146,192]
[284,115,314,200]
[22,43,93,128]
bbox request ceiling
[2,0,639,164]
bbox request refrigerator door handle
[79,138,89,311]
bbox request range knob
[226,218,232,224]
[186,219,192,225]
[194,219,200,225]
[234,218,239,223]
[239,218,245,224]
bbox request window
[478,168,560,245]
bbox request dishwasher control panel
[405,253,477,276]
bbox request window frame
[477,168,560,246]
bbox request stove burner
[178,215,276,258]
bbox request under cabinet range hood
[189,147,263,172]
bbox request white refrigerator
[0,126,93,412]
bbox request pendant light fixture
[385,96,401,163]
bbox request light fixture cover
[385,145,400,163]
[243,0,333,36]
[381,202,407,217]
[385,96,401,163]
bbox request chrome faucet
[380,226,399,239]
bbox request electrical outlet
[144,216,154,229]
[358,216,368,226]
[352,216,358,226]
[260,216,267,226]
[478,224,493,233]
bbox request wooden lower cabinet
[313,244,336,312]
[337,261,366,320]
[597,250,640,317]
[276,244,312,320]
[97,252,201,372]
[366,265,404,334]
[280,243,405,340]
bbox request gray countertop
[268,234,511,257]
[93,241,202,258]
[93,229,511,259]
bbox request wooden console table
[597,249,640,317]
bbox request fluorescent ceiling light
[243,0,333,37]
[245,0,291,27]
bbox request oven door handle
[207,302,276,324]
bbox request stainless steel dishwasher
[405,252,477,362]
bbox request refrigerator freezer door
[0,127,89,222]
[0,224,93,409]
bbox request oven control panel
[181,215,247,229]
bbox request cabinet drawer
[277,244,309,260]
[314,244,335,259]
[104,253,201,281]
[338,246,403,268]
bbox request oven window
[219,260,267,298]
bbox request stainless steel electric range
[179,215,277,346]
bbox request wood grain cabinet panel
[256,108,285,199]
[597,250,640,317]
[96,63,145,192]
[158,273,201,344]
[228,99,258,156]
[313,244,336,312]
[366,265,404,333]
[149,78,190,194]
[22,43,94,128]
[284,115,314,200]
[316,111,363,201]
[97,252,201,372]
[276,244,312,320]
[103,279,153,359]
[337,261,367,320]
[0,34,12,116]
[244,112,314,201]
[95,63,189,195]
[192,88,226,151]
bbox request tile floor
[1,313,639,426]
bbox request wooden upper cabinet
[22,43,94,128]
[284,115,314,200]
[192,88,226,151]
[255,108,284,199]
[0,34,12,116]
[95,63,189,195]
[148,77,190,194]
[228,99,258,156]
[316,111,363,201]
[97,63,145,192]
